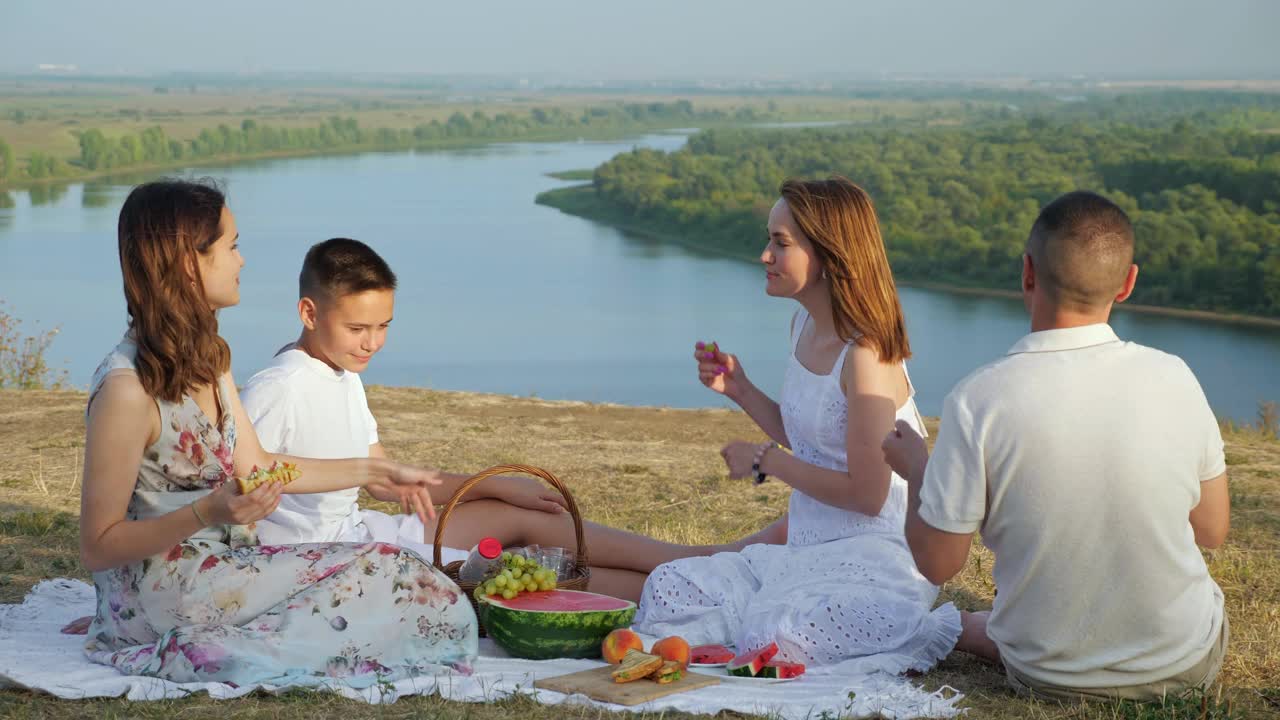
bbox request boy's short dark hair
[1026,191,1134,310]
[299,238,397,301]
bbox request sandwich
[235,461,301,495]
[651,659,684,684]
[611,649,664,683]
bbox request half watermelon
[726,642,780,677]
[478,589,637,660]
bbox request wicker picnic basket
[432,464,591,635]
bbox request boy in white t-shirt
[241,238,714,601]
[881,192,1230,702]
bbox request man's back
[921,324,1225,688]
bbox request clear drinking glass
[540,547,575,580]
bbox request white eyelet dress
[633,310,961,673]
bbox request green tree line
[0,101,765,182]
[0,138,13,181]
[572,120,1280,317]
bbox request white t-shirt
[918,324,1225,689]
[241,345,378,544]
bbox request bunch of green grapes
[475,551,557,600]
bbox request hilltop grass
[1,386,1277,718]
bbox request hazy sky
[2,0,1276,79]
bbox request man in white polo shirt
[882,191,1229,701]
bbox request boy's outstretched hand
[881,419,928,483]
[367,482,437,525]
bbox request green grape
[500,551,512,561]
[502,588,517,600]
[493,575,507,588]
[532,569,547,583]
[538,580,554,591]
[525,580,538,592]
[513,556,526,568]
[521,572,533,583]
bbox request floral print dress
[83,338,478,687]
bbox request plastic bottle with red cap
[458,536,504,582]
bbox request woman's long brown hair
[780,176,911,363]
[117,179,231,403]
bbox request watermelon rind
[478,590,637,660]
[760,661,806,679]
[726,642,779,676]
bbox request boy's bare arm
[1189,472,1229,549]
[366,443,567,514]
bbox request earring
[821,269,828,280]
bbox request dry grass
[1,386,1277,718]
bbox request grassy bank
[0,125,686,195]
[537,184,1280,330]
[0,90,961,193]
[1,386,1278,718]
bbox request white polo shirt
[241,344,378,545]
[919,323,1225,689]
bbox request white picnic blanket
[0,579,962,718]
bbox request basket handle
[432,464,589,571]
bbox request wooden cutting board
[534,665,721,706]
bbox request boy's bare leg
[956,610,1000,663]
[430,499,724,575]
[583,567,650,603]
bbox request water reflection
[27,183,69,207]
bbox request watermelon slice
[726,642,779,677]
[760,660,806,679]
[690,644,734,665]
[478,589,636,660]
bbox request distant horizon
[2,0,1276,80]
[2,69,1278,91]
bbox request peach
[651,635,691,669]
[602,628,644,664]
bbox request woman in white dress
[633,177,961,672]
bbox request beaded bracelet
[751,441,779,485]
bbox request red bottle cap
[478,537,502,559]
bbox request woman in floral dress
[78,179,477,687]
